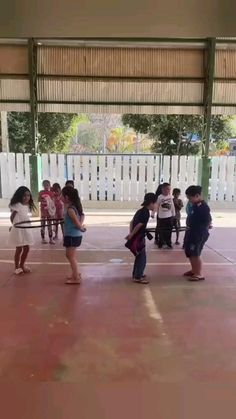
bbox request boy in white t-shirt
[156,183,175,249]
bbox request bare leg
[41,218,47,243]
[15,247,23,269]
[65,247,80,283]
[20,245,30,272]
[189,256,202,276]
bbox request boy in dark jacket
[183,185,212,282]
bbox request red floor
[1,220,236,417]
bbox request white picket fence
[0,153,235,202]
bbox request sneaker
[49,239,56,245]
[15,268,23,275]
[133,277,149,285]
[42,239,47,244]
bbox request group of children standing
[8,179,85,284]
[127,183,212,285]
[8,178,212,287]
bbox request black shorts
[63,236,82,248]
[184,231,209,258]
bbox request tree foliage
[122,114,236,155]
[8,112,78,153]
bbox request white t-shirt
[157,194,176,219]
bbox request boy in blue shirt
[183,185,212,282]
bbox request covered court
[0,209,236,391]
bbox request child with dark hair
[172,188,183,245]
[52,183,64,239]
[126,193,157,284]
[38,180,56,245]
[65,180,74,188]
[152,183,163,244]
[62,186,85,285]
[156,183,175,249]
[183,185,212,281]
[8,186,36,275]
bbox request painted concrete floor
[1,211,236,418]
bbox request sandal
[65,278,81,285]
[21,266,31,273]
[188,275,205,282]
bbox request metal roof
[0,38,236,115]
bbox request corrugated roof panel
[212,106,236,115]
[215,50,236,78]
[0,78,29,100]
[37,46,204,78]
[0,103,30,112]
[38,103,203,115]
[213,81,236,104]
[0,45,28,74]
[38,79,203,104]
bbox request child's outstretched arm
[68,208,86,231]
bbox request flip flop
[65,279,81,285]
[188,276,205,282]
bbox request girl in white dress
[9,186,36,275]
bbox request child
[62,186,86,285]
[126,192,157,284]
[38,180,56,245]
[183,185,212,281]
[156,183,175,249]
[52,183,64,240]
[152,183,163,244]
[8,186,36,275]
[182,194,193,249]
[65,180,74,188]
[172,188,183,245]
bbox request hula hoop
[14,218,64,229]
[146,226,187,233]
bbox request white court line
[0,260,234,266]
[0,248,219,252]
[143,287,170,343]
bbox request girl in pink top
[38,180,56,244]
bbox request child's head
[65,180,74,188]
[162,183,171,196]
[42,180,51,191]
[62,186,83,216]
[52,183,61,196]
[141,193,157,211]
[185,185,202,204]
[10,186,35,211]
[173,188,181,198]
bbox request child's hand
[81,225,86,232]
[125,234,132,241]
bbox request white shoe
[15,268,23,275]
[49,239,55,245]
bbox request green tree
[8,112,80,153]
[122,114,235,155]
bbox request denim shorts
[63,236,82,248]
[184,231,209,258]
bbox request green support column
[201,38,216,201]
[28,38,40,207]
